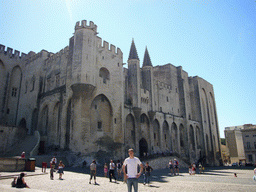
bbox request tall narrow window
[248,154,253,162]
[56,74,60,87]
[247,142,251,149]
[31,76,35,91]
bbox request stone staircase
[4,133,39,158]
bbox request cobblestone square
[0,167,255,192]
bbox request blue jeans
[143,172,150,184]
[127,178,138,192]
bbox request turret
[142,47,154,110]
[127,39,141,107]
[71,20,98,96]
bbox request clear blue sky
[1,0,255,138]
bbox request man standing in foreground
[123,149,143,192]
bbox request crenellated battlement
[45,46,69,65]
[96,37,122,56]
[23,50,50,65]
[75,20,97,33]
[0,44,27,59]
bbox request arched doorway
[139,138,148,157]
[90,94,113,137]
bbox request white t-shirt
[109,162,115,170]
[123,157,142,178]
[51,158,57,164]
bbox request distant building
[220,138,230,164]
[225,124,256,164]
[0,20,221,165]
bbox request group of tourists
[49,156,65,180]
[168,159,179,176]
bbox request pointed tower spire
[128,39,139,60]
[142,46,152,67]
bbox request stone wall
[0,125,27,156]
[0,157,25,171]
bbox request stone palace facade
[0,20,221,165]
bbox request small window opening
[98,121,102,129]
[12,87,18,97]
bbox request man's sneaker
[89,181,91,184]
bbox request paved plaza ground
[0,166,255,192]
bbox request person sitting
[12,173,30,188]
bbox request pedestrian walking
[50,165,54,180]
[42,162,47,173]
[51,156,57,169]
[253,168,256,181]
[117,160,122,179]
[89,160,97,184]
[50,158,56,180]
[191,164,196,175]
[199,163,203,174]
[104,163,108,178]
[192,163,196,175]
[173,159,179,175]
[188,165,192,175]
[168,160,174,175]
[143,162,153,185]
[109,160,117,182]
[57,160,65,180]
[123,148,143,192]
